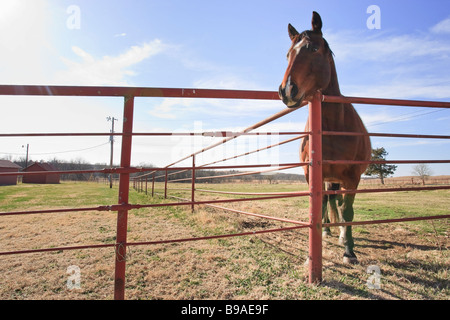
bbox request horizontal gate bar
[195,189,308,196]
[0,192,311,217]
[0,85,280,99]
[0,162,305,177]
[3,185,446,217]
[2,85,449,109]
[0,131,308,137]
[322,95,450,108]
[205,203,311,226]
[167,194,310,226]
[323,185,450,195]
[0,224,310,257]
[168,164,304,182]
[323,131,450,139]
[3,130,446,139]
[323,214,450,228]
[323,160,450,165]
[2,212,447,257]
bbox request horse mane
[323,38,334,57]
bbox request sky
[0,0,449,177]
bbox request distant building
[0,160,22,185]
[22,162,60,184]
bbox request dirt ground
[0,183,448,300]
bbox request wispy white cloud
[147,98,195,119]
[430,17,450,34]
[324,27,450,100]
[326,30,450,63]
[55,39,165,86]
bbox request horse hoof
[303,257,310,266]
[343,254,358,265]
[322,230,332,238]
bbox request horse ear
[311,11,322,33]
[288,23,299,41]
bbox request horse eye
[312,47,318,52]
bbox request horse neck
[320,55,355,128]
[322,55,341,97]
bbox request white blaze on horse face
[293,37,308,55]
[287,37,307,64]
[284,37,308,105]
[285,75,293,98]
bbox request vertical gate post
[152,173,155,197]
[191,155,196,212]
[114,95,134,300]
[308,92,323,284]
[164,169,168,199]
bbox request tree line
[8,157,306,183]
[11,157,110,181]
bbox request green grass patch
[0,181,448,300]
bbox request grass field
[0,181,448,300]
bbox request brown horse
[278,12,371,263]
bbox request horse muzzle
[278,83,303,108]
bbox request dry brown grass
[0,181,448,300]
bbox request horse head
[279,11,333,108]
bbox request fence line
[1,84,449,299]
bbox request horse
[278,11,372,264]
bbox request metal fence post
[152,173,155,197]
[164,169,168,199]
[308,92,323,284]
[191,155,196,212]
[114,95,134,300]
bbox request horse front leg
[322,193,332,238]
[338,192,358,264]
[323,183,341,238]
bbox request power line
[366,108,448,127]
[0,141,110,157]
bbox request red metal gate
[0,85,449,298]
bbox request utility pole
[22,144,29,168]
[107,117,118,188]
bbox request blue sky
[0,0,449,177]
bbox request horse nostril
[290,83,298,98]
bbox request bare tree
[412,164,432,185]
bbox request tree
[364,147,397,184]
[412,164,432,185]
